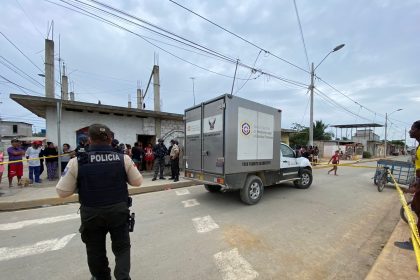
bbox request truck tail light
[216,177,224,184]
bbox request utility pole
[384,108,402,158]
[189,77,196,105]
[384,112,388,158]
[309,62,315,146]
[308,44,345,146]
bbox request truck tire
[294,169,312,189]
[240,175,264,205]
[204,184,222,193]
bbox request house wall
[0,122,32,139]
[46,108,183,148]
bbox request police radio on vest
[90,154,120,162]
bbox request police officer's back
[56,124,142,280]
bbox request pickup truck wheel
[240,175,264,205]
[294,169,312,189]
[204,184,222,193]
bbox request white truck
[184,94,313,205]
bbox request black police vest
[77,150,128,207]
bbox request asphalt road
[0,161,403,280]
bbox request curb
[365,220,417,279]
[0,181,198,211]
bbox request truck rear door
[202,98,225,174]
[185,107,202,171]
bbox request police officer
[56,124,143,280]
[151,138,167,181]
[73,135,89,157]
[169,140,180,182]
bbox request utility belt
[127,197,135,232]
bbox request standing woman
[44,142,58,180]
[144,143,154,172]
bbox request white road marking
[192,215,219,233]
[175,189,190,196]
[0,213,79,231]
[214,248,259,280]
[0,233,76,262]
[182,199,200,208]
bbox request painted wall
[46,108,183,148]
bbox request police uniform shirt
[56,154,143,198]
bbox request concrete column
[128,101,132,108]
[45,39,55,98]
[137,88,143,109]
[70,92,75,101]
[155,119,161,139]
[153,65,160,112]
[61,75,68,100]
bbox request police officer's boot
[174,176,179,182]
[152,177,157,181]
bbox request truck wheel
[294,169,312,189]
[204,184,222,193]
[240,175,264,205]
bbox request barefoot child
[328,150,340,175]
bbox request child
[328,150,340,175]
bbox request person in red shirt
[328,150,340,176]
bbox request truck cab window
[281,144,295,158]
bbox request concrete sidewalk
[365,220,419,279]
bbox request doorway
[137,135,155,147]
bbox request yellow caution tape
[0,154,70,165]
[388,171,420,275]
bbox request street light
[189,77,196,105]
[309,43,345,146]
[384,108,402,157]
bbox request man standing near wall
[169,140,180,182]
[152,138,167,181]
[7,139,25,187]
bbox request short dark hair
[413,120,420,130]
[88,124,112,142]
[63,143,70,149]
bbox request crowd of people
[294,145,320,165]
[0,136,181,187]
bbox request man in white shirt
[25,141,42,184]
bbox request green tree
[313,120,334,141]
[289,120,333,147]
[289,123,308,147]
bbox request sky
[0,0,419,144]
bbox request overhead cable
[168,0,310,74]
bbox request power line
[80,0,237,63]
[0,31,44,73]
[0,56,44,88]
[0,74,43,96]
[315,88,372,122]
[316,76,410,126]
[51,0,308,87]
[292,0,310,71]
[15,0,45,38]
[168,0,310,74]
[49,0,241,79]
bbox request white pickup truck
[184,94,313,205]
